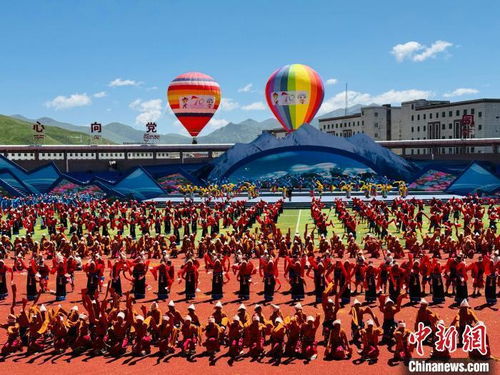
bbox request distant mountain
[8,107,366,145]
[101,122,144,144]
[198,118,279,143]
[0,115,113,144]
[12,114,88,133]
[10,115,281,144]
[160,133,192,144]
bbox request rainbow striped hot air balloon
[167,72,221,143]
[265,64,324,132]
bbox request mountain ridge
[8,104,367,144]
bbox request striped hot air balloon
[265,64,324,132]
[167,72,221,142]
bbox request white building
[319,104,401,141]
[400,99,500,155]
[319,98,500,155]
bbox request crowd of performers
[0,194,498,363]
[178,178,407,201]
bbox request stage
[147,191,463,208]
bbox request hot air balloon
[167,72,221,143]
[265,64,324,133]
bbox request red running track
[0,256,498,375]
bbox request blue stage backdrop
[226,149,374,183]
[205,124,418,182]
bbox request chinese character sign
[146,122,157,133]
[91,122,102,133]
[460,114,474,137]
[462,322,488,356]
[409,322,488,356]
[32,121,45,144]
[409,322,432,356]
[90,122,102,144]
[434,323,458,353]
[143,122,160,143]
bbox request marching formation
[0,193,498,364]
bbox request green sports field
[8,205,489,246]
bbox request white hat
[327,298,334,304]
[79,314,87,320]
[254,304,262,310]
[437,319,445,326]
[215,301,223,308]
[252,315,260,322]
[271,304,280,310]
[188,304,195,311]
[184,315,192,322]
[460,299,469,307]
[117,312,125,319]
[233,315,240,322]
[333,319,341,326]
[307,315,315,322]
[135,315,144,321]
[420,298,429,305]
[40,304,47,312]
[353,299,361,306]
[398,321,406,328]
[275,317,283,324]
[385,298,394,305]
[168,300,175,307]
[238,304,246,310]
[294,302,303,310]
[367,319,375,326]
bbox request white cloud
[413,40,453,62]
[242,101,266,111]
[147,86,159,91]
[45,93,92,110]
[443,88,479,98]
[207,118,229,128]
[391,40,453,62]
[108,78,141,87]
[94,91,107,98]
[391,41,423,62]
[238,83,254,93]
[325,78,338,86]
[220,98,239,111]
[129,98,163,124]
[318,89,432,115]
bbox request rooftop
[318,112,362,122]
[403,98,500,110]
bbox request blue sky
[1,0,498,136]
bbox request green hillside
[0,115,113,144]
